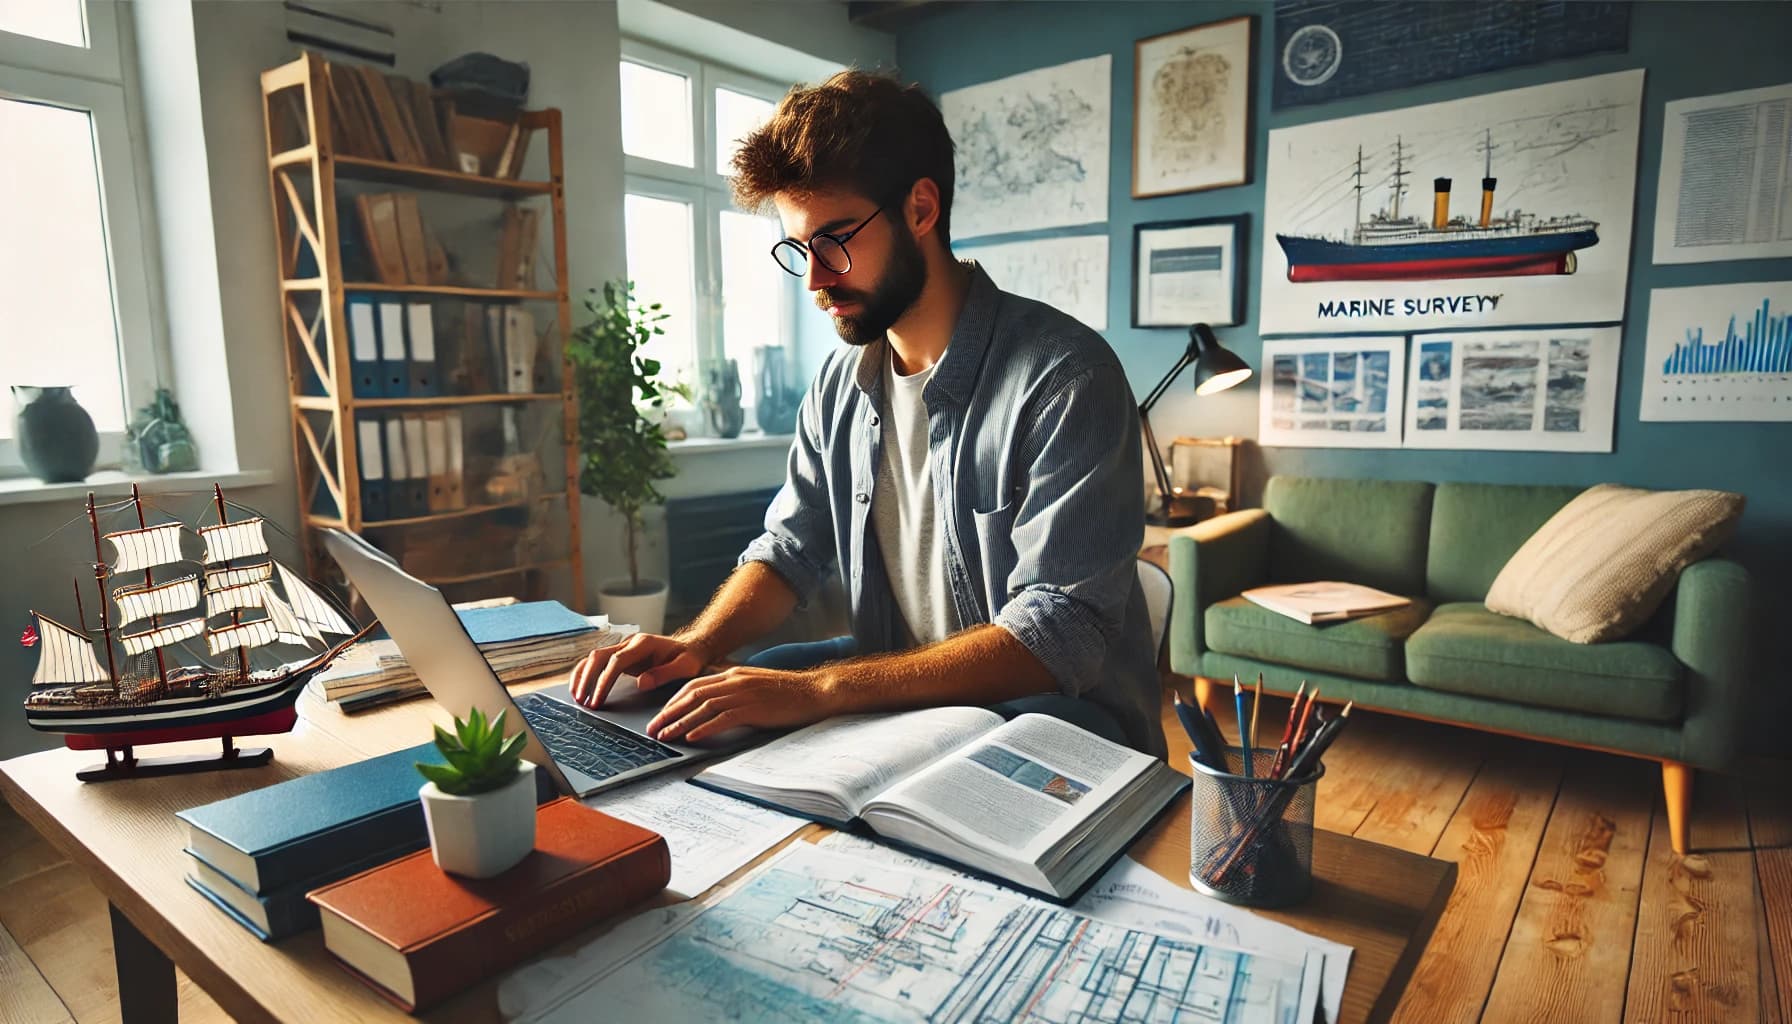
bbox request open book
[1242,581,1411,624]
[692,708,1188,902]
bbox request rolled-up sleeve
[739,373,837,605]
[991,362,1144,696]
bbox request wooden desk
[1,681,1455,1023]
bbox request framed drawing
[1132,215,1248,328]
[1133,14,1255,198]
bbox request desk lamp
[1139,323,1252,527]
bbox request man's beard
[816,226,927,346]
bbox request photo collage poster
[1404,327,1620,452]
[1259,336,1406,448]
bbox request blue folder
[406,303,440,396]
[378,301,410,397]
[348,296,383,398]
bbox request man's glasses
[770,207,883,277]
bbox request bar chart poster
[1641,281,1792,421]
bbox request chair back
[1137,557,1173,661]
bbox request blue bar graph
[1662,298,1792,377]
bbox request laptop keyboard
[514,693,681,781]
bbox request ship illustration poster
[1259,69,1643,335]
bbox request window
[0,2,157,473]
[619,42,794,429]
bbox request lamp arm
[1140,407,1175,510]
[1139,348,1197,415]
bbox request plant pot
[418,761,537,878]
[596,577,668,634]
[11,386,99,483]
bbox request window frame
[620,40,796,429]
[0,2,159,475]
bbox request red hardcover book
[306,797,669,1012]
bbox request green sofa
[1168,476,1753,854]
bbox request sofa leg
[1662,760,1692,856]
[1192,676,1214,712]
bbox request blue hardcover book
[458,600,595,644]
[175,742,554,895]
[184,839,427,942]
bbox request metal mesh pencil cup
[1187,748,1324,908]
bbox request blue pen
[1233,676,1253,777]
[1173,693,1221,770]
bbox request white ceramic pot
[418,761,537,878]
[596,577,668,634]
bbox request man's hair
[731,69,956,244]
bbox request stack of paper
[317,601,636,711]
[1241,581,1411,624]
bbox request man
[571,69,1163,756]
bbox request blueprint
[511,843,1318,1023]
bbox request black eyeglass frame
[770,207,884,277]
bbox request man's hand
[645,665,844,743]
[570,633,713,708]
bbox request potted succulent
[416,708,537,878]
[569,280,690,633]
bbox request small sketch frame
[1132,214,1248,328]
[1132,14,1257,198]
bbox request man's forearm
[820,624,1057,713]
[674,561,799,661]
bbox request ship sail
[106,523,186,574]
[207,618,282,656]
[120,617,206,656]
[113,575,201,629]
[204,563,273,592]
[275,562,355,636]
[199,518,270,565]
[206,581,268,619]
[261,588,317,646]
[30,613,110,686]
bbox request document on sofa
[1242,581,1412,624]
[691,707,1188,902]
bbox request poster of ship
[1259,69,1643,335]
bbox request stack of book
[178,743,553,942]
[316,601,635,711]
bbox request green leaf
[417,762,467,794]
[498,730,529,764]
[433,724,463,757]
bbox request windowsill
[0,468,277,508]
[667,433,794,456]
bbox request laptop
[321,528,750,796]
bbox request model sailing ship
[22,484,373,780]
[1276,130,1601,282]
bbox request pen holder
[1187,748,1323,908]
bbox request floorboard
[1758,847,1792,1024]
[0,917,72,1024]
[1481,751,1654,1023]
[1749,776,1792,849]
[1390,737,1563,1024]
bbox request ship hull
[25,662,324,738]
[1278,228,1599,283]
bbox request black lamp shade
[1189,323,1253,396]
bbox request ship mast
[130,484,170,686]
[213,484,248,678]
[1389,136,1408,221]
[1353,145,1364,245]
[85,493,119,693]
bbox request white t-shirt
[873,351,961,647]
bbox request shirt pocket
[970,498,1020,606]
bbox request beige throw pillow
[1485,483,1744,644]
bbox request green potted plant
[416,708,536,878]
[569,280,689,633]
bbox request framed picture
[1259,336,1406,449]
[1133,14,1256,198]
[1132,214,1248,328]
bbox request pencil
[1250,674,1264,752]
[1289,687,1321,762]
[1233,677,1252,777]
[1269,682,1306,779]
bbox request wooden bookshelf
[260,52,584,610]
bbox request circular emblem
[1283,24,1342,87]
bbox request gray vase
[12,386,99,483]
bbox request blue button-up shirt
[741,263,1163,756]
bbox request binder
[382,416,417,518]
[445,411,466,509]
[356,417,390,522]
[423,413,451,512]
[503,308,538,394]
[401,416,431,517]
[406,303,440,396]
[378,302,410,397]
[349,297,383,397]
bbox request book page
[694,707,1003,818]
[868,713,1155,863]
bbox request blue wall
[896,0,1792,757]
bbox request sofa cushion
[1405,603,1683,722]
[1205,595,1433,682]
[1485,484,1745,643]
[1264,477,1434,596]
[1426,482,1582,604]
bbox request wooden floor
[1,687,1788,1023]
